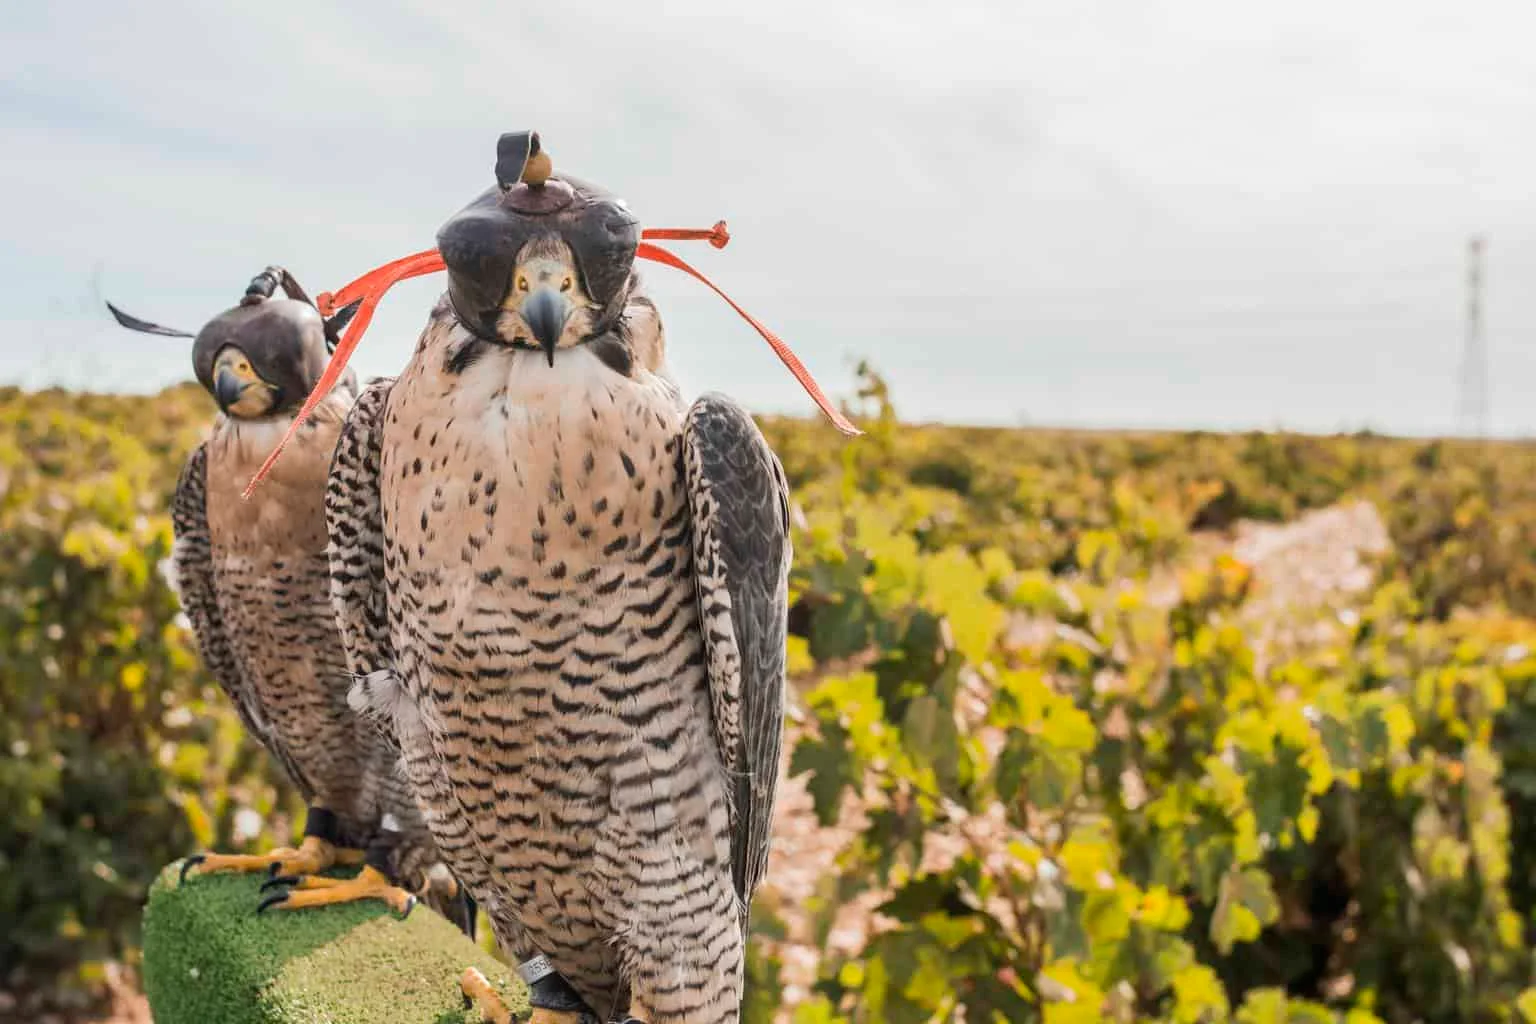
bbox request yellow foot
[461,967,515,1024]
[177,836,364,885]
[461,967,585,1023]
[256,864,416,918]
[528,1011,587,1024]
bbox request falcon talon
[251,864,417,915]
[394,893,417,921]
[177,855,206,887]
[259,875,300,893]
[255,891,289,915]
[460,967,515,1024]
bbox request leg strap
[302,806,342,846]
[518,955,596,1017]
[363,826,403,876]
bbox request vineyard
[6,369,1536,1023]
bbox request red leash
[243,223,859,498]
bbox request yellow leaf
[1040,701,1096,754]
[1040,959,1105,1024]
[978,546,1014,582]
[1139,886,1192,931]
[1059,827,1117,890]
[120,662,147,692]
[1296,805,1319,843]
[1499,911,1524,949]
[179,795,213,848]
[1008,839,1043,870]
[786,635,814,677]
[1344,1012,1386,1024]
[1171,964,1230,1023]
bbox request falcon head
[436,130,641,359]
[496,236,601,365]
[191,298,338,419]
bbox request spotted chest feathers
[377,307,744,1020]
[381,314,697,693]
[204,399,351,552]
[379,309,731,854]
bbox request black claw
[255,891,290,915]
[179,855,207,887]
[395,894,417,921]
[260,875,300,893]
[267,861,284,879]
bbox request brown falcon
[302,132,841,1023]
[110,268,475,932]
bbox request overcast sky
[4,1,1535,435]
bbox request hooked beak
[214,366,246,411]
[522,287,569,367]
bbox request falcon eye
[517,277,529,292]
[560,278,572,293]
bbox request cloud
[4,1,1536,434]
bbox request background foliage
[0,384,306,1021]
[6,372,1536,1022]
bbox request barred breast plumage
[178,396,465,917]
[369,300,740,1020]
[199,408,381,827]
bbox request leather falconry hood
[190,297,326,406]
[242,128,861,498]
[436,131,641,343]
[192,269,357,413]
[108,265,361,414]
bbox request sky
[4,1,1536,436]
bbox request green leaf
[921,548,1005,665]
[994,732,1029,805]
[902,695,961,794]
[790,997,847,1024]
[878,874,963,923]
[1210,867,1279,955]
[788,726,858,827]
[809,595,872,662]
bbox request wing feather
[683,394,792,930]
[323,377,403,753]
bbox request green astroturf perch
[142,861,527,1024]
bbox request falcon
[110,268,475,933]
[300,132,852,1023]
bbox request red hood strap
[242,224,857,498]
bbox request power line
[1456,235,1488,437]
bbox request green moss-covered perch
[142,860,529,1024]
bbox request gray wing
[682,393,792,929]
[323,377,401,753]
[171,443,314,799]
